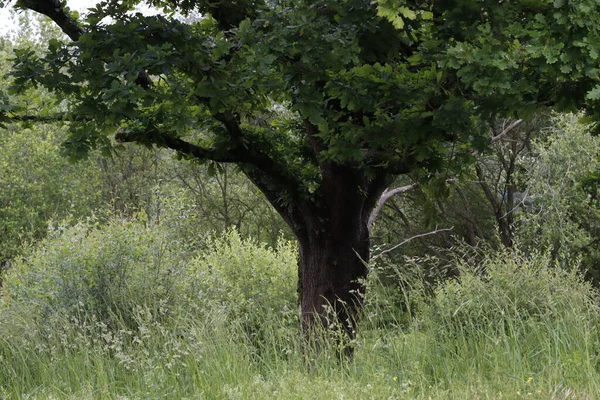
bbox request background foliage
[1,2,600,398]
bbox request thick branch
[368,183,418,230]
[116,130,240,162]
[18,0,84,41]
[116,126,303,202]
[242,166,307,237]
[214,112,243,138]
[18,0,306,235]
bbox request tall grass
[1,220,599,399]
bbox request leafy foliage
[183,229,297,346]
[516,113,600,280]
[426,248,599,341]
[3,217,296,333]
[3,219,185,327]
[6,0,600,195]
[0,124,104,264]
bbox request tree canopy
[4,0,598,196]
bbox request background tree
[3,0,600,343]
[0,34,103,271]
[0,19,286,277]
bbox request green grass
[1,224,599,399]
[0,307,597,399]
[2,290,598,398]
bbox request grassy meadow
[0,219,599,399]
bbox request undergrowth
[1,219,599,399]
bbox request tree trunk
[292,164,387,355]
[297,219,369,351]
[242,158,391,355]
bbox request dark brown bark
[297,212,370,349]
[19,0,85,41]
[288,163,391,355]
[239,136,393,353]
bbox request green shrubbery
[515,114,600,282]
[2,219,184,329]
[1,218,600,398]
[0,218,300,397]
[2,219,297,330]
[183,230,298,345]
[426,249,599,339]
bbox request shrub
[2,218,185,328]
[182,229,298,347]
[423,248,599,341]
[0,219,301,397]
[516,113,600,281]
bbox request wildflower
[393,376,398,382]
[527,377,534,384]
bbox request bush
[423,248,599,342]
[2,218,185,328]
[516,113,600,281]
[0,219,301,397]
[182,229,298,347]
[2,220,298,341]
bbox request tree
[169,162,290,246]
[0,33,103,272]
[518,113,600,282]
[2,0,600,344]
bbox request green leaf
[376,5,405,29]
[399,7,416,20]
[586,85,600,100]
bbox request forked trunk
[243,161,390,356]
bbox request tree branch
[470,119,524,156]
[368,183,418,230]
[117,130,241,162]
[491,119,523,144]
[18,0,85,41]
[115,125,303,201]
[366,119,523,230]
[373,226,454,259]
[2,113,91,122]
[384,201,450,261]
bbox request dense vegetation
[4,0,600,339]
[2,2,600,398]
[1,218,599,398]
